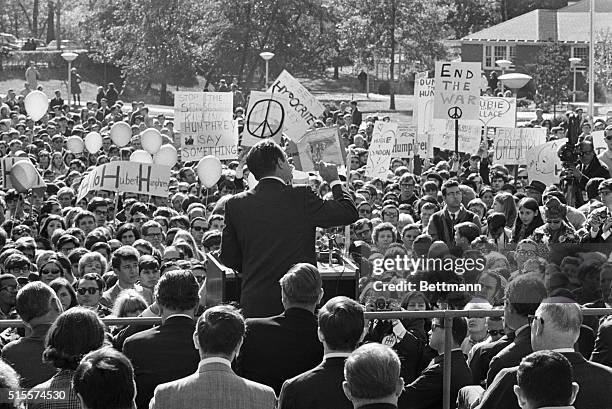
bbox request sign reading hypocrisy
[268,70,325,141]
[77,162,171,202]
[175,92,237,161]
[434,62,481,121]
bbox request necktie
[451,213,456,224]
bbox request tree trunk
[389,0,396,110]
[160,80,167,105]
[55,1,61,50]
[32,0,39,37]
[46,0,55,43]
[333,65,339,79]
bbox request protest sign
[434,62,482,121]
[414,72,435,157]
[479,97,516,128]
[432,119,481,153]
[366,122,398,179]
[593,130,606,156]
[76,162,171,202]
[493,127,546,165]
[392,125,419,158]
[242,91,289,146]
[296,127,345,172]
[268,70,325,141]
[527,140,563,186]
[175,92,237,161]
[0,157,46,190]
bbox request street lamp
[259,51,275,89]
[569,57,581,103]
[496,59,512,94]
[61,52,78,108]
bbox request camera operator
[569,141,609,206]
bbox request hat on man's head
[543,196,567,220]
[525,180,546,194]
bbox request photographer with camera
[562,140,609,207]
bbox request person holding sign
[220,140,358,318]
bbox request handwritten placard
[268,70,325,141]
[434,62,482,121]
[479,97,516,128]
[76,162,170,202]
[295,127,345,172]
[494,127,547,165]
[392,125,422,158]
[175,92,237,161]
[242,91,289,147]
[526,140,563,186]
[432,119,481,153]
[366,122,398,179]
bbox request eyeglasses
[528,315,544,326]
[41,269,61,275]
[400,183,415,187]
[517,176,528,180]
[579,151,594,156]
[516,249,537,256]
[192,226,207,232]
[606,135,612,141]
[76,287,99,295]
[488,329,505,337]
[133,218,147,224]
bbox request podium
[205,254,359,307]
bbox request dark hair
[246,140,286,179]
[505,275,547,317]
[318,296,364,351]
[49,277,78,309]
[154,270,199,311]
[139,255,159,272]
[516,351,574,407]
[455,222,480,243]
[279,263,322,305]
[73,347,136,409]
[196,305,245,355]
[441,179,460,196]
[78,273,106,292]
[43,307,106,370]
[115,223,141,243]
[511,197,544,243]
[39,215,66,241]
[111,246,140,270]
[16,281,56,322]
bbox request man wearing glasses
[398,173,418,206]
[572,140,610,206]
[88,197,109,228]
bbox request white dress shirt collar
[199,357,232,368]
[324,352,352,360]
[260,176,287,185]
[166,314,193,320]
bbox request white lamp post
[569,57,581,103]
[496,59,512,94]
[61,52,78,107]
[498,73,532,98]
[259,51,275,89]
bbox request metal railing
[1,308,610,409]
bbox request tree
[595,29,612,95]
[445,0,501,39]
[533,41,570,117]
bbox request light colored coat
[149,361,277,409]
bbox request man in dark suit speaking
[220,140,358,318]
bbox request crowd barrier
[1,308,610,409]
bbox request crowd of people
[0,70,611,409]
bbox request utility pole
[55,0,61,50]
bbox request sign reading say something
[434,62,482,121]
[175,92,237,161]
[366,122,398,179]
[479,97,516,128]
[268,70,325,142]
[494,127,546,165]
[77,162,171,202]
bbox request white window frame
[483,44,517,70]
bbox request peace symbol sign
[448,106,463,119]
[247,98,285,139]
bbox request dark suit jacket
[399,350,472,409]
[486,326,531,387]
[122,316,200,409]
[582,298,607,333]
[220,179,358,318]
[469,333,514,386]
[352,109,362,126]
[235,308,324,395]
[427,206,481,249]
[591,315,612,366]
[478,351,612,409]
[278,356,351,409]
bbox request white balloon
[130,149,153,164]
[153,144,178,168]
[110,121,132,147]
[66,136,84,153]
[84,132,103,153]
[197,155,222,188]
[24,91,48,121]
[11,161,37,192]
[141,128,163,154]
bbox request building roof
[462,0,612,43]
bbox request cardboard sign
[296,127,345,172]
[366,122,398,179]
[526,140,563,186]
[268,70,325,141]
[392,125,418,158]
[434,62,482,121]
[493,127,547,165]
[432,119,481,153]
[479,97,516,128]
[0,157,46,190]
[242,91,289,146]
[175,92,237,161]
[593,130,607,156]
[76,162,171,202]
